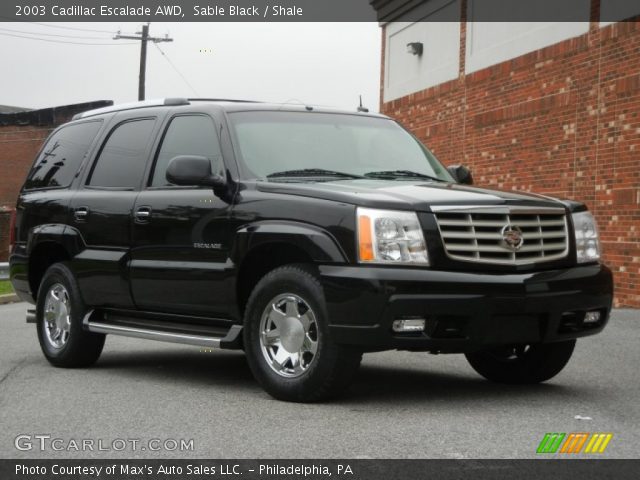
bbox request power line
[26,22,122,34]
[0,17,127,34]
[0,26,112,40]
[0,32,137,46]
[153,42,200,97]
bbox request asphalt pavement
[0,302,638,459]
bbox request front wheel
[465,340,576,384]
[243,265,362,402]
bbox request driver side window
[150,115,223,187]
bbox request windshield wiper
[364,170,446,182]
[267,168,365,180]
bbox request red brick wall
[0,125,53,260]
[381,20,640,307]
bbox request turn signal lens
[358,214,374,261]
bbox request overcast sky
[0,22,381,112]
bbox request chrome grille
[434,207,569,265]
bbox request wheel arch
[232,220,347,318]
[26,225,84,300]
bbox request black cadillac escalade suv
[9,98,613,402]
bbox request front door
[130,113,235,317]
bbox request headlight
[357,207,429,265]
[572,211,601,263]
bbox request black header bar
[3,459,640,480]
[1,0,639,22]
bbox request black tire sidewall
[243,265,355,401]
[465,340,576,384]
[36,262,104,366]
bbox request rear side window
[88,118,155,189]
[24,121,102,190]
[150,115,223,187]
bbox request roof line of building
[0,100,113,127]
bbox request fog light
[584,311,601,324]
[392,318,426,333]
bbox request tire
[36,262,105,368]
[465,340,576,384]
[243,264,362,402]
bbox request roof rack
[72,98,190,120]
[187,98,262,104]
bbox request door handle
[74,207,89,222]
[135,206,152,223]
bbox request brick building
[376,1,640,307]
[0,101,112,261]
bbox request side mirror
[166,155,226,188]
[447,164,473,185]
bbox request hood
[256,179,581,212]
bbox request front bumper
[319,263,613,353]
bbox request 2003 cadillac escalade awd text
[9,98,613,402]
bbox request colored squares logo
[584,433,613,453]
[537,433,565,453]
[560,433,589,453]
[537,433,613,454]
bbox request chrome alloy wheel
[259,293,319,378]
[43,283,71,349]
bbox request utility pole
[114,24,173,100]
[138,24,148,101]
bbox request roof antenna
[357,95,369,113]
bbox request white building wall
[383,0,635,100]
[465,21,590,74]
[383,0,461,102]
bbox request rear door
[130,112,235,317]
[69,112,164,308]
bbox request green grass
[0,280,14,295]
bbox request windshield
[228,111,454,182]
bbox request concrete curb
[0,293,19,305]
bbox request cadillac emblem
[501,225,524,251]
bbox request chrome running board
[83,310,242,349]
[87,321,225,347]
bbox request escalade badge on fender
[501,225,524,251]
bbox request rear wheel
[465,340,576,384]
[36,263,105,368]
[243,265,362,402]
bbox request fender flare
[27,224,85,258]
[231,220,348,265]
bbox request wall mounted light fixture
[406,42,424,56]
